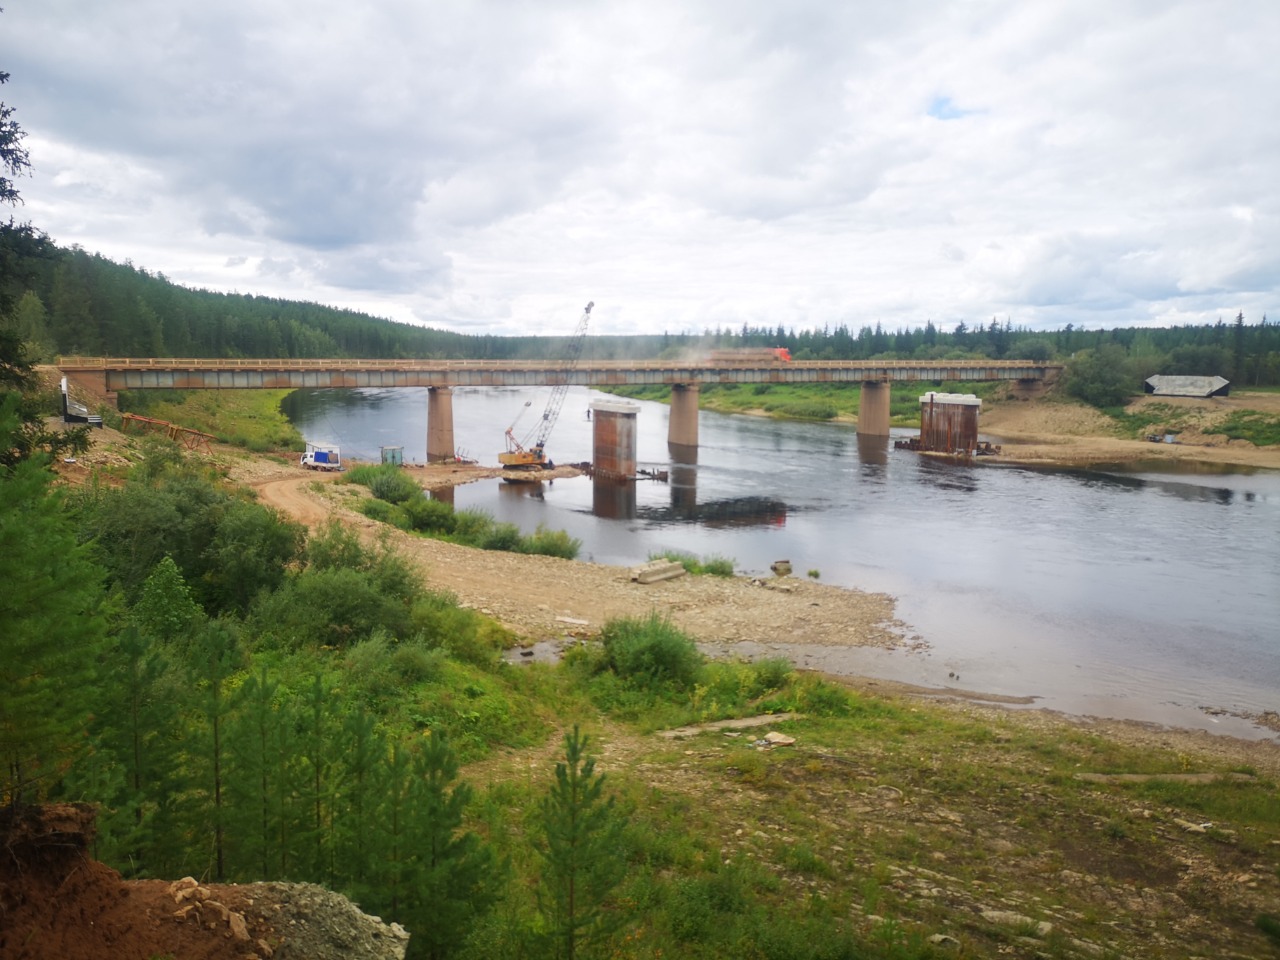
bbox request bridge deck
[57,357,1061,390]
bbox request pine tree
[406,731,506,960]
[185,619,241,880]
[88,625,182,873]
[0,397,108,807]
[227,665,290,879]
[535,726,628,960]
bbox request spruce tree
[184,619,241,880]
[0,397,107,807]
[535,726,628,960]
[406,731,506,960]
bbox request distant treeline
[3,240,1278,385]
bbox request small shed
[918,392,982,455]
[1144,376,1230,398]
[380,445,404,466]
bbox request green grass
[1100,402,1194,439]
[608,380,1004,426]
[1204,410,1280,446]
[649,549,736,577]
[117,388,305,452]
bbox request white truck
[300,443,342,471]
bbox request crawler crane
[498,301,593,469]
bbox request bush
[402,496,456,533]
[518,524,582,560]
[1065,344,1135,408]
[411,590,511,666]
[367,468,423,505]
[700,555,735,577]
[479,521,523,552]
[602,613,704,693]
[359,498,411,529]
[343,463,423,504]
[452,509,496,542]
[251,566,413,649]
[390,640,449,683]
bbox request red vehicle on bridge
[707,347,791,363]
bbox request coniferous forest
[1,238,1277,390]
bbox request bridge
[57,356,1062,460]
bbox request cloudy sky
[5,1,1277,337]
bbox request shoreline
[242,460,1279,756]
[66,403,1279,756]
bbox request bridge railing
[57,356,1059,372]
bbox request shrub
[390,641,449,683]
[518,524,582,559]
[700,555,735,577]
[479,521,523,552]
[602,613,704,693]
[750,657,794,695]
[401,496,456,533]
[411,590,511,666]
[251,566,413,649]
[367,468,422,504]
[358,498,411,529]
[452,509,496,542]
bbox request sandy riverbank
[979,390,1280,470]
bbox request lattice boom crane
[499,301,593,469]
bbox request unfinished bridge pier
[426,386,455,462]
[857,381,892,436]
[669,383,700,447]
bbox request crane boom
[500,301,593,469]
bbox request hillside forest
[2,239,1279,398]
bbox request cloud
[5,0,1279,336]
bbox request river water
[281,386,1280,740]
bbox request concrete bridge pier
[426,387,456,462]
[857,381,892,436]
[669,383,700,447]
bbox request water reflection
[915,456,980,493]
[856,432,889,468]
[592,478,636,520]
[500,479,547,501]
[669,442,698,517]
[635,495,789,529]
[1052,467,1241,505]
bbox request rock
[630,560,687,583]
[204,899,232,922]
[928,933,960,946]
[980,910,1052,938]
[763,731,796,746]
[229,911,251,941]
[770,560,792,576]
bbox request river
[281,386,1280,740]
